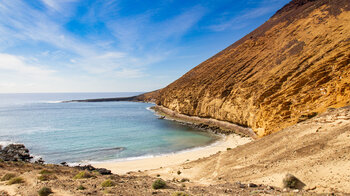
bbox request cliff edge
[156,0,350,137]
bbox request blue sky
[0,0,290,93]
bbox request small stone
[248,183,258,188]
[266,186,274,190]
[307,186,316,190]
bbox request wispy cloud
[0,0,159,80]
[0,53,55,76]
[40,0,79,15]
[208,1,286,31]
[0,0,287,92]
[106,4,207,50]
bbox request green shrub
[73,171,93,179]
[1,173,16,181]
[180,178,189,182]
[152,179,166,189]
[38,174,53,181]
[7,177,24,185]
[226,148,232,150]
[39,170,52,175]
[172,192,190,196]
[101,179,115,187]
[177,170,181,175]
[77,185,86,190]
[38,187,53,196]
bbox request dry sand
[92,134,252,174]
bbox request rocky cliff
[156,0,350,137]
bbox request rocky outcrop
[65,90,160,103]
[156,0,350,137]
[75,164,112,175]
[0,144,32,162]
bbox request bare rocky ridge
[155,0,350,136]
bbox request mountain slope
[156,0,350,136]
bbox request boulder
[282,174,306,190]
[75,164,112,175]
[0,144,32,162]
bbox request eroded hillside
[156,0,350,136]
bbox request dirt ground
[147,106,350,194]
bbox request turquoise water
[0,93,217,164]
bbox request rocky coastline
[151,105,257,139]
[0,143,112,175]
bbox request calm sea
[0,93,217,164]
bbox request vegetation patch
[73,171,94,179]
[39,169,52,175]
[172,192,190,196]
[7,177,24,185]
[180,178,190,182]
[38,174,56,181]
[77,185,86,190]
[38,187,53,196]
[101,179,115,187]
[1,173,16,181]
[152,179,166,189]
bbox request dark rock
[60,161,68,166]
[96,168,112,175]
[75,164,112,175]
[75,164,96,171]
[35,157,45,164]
[0,144,33,162]
[248,183,258,188]
[282,174,306,190]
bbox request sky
[0,0,290,93]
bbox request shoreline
[152,105,257,139]
[92,134,252,174]
[93,104,254,174]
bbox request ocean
[0,93,218,164]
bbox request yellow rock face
[156,0,350,137]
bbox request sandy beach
[92,134,252,174]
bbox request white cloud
[0,1,208,92]
[115,68,146,78]
[41,0,79,14]
[0,53,55,76]
[0,0,152,80]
